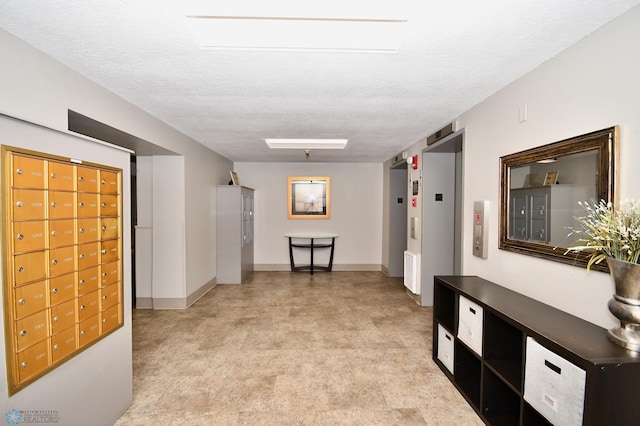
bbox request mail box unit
[216,185,255,284]
[2,146,123,395]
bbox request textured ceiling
[1,1,638,162]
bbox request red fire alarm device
[412,197,417,207]
[406,154,418,170]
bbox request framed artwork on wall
[230,171,240,185]
[287,176,330,219]
[543,171,559,185]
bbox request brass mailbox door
[100,217,119,240]
[15,310,49,352]
[100,240,119,264]
[49,273,76,306]
[48,219,75,248]
[76,166,99,193]
[12,155,45,189]
[101,304,120,334]
[14,280,48,320]
[99,170,118,195]
[50,326,76,363]
[100,261,120,287]
[48,191,75,220]
[77,193,99,218]
[77,290,100,322]
[77,218,100,244]
[78,315,100,348]
[100,283,119,311]
[77,266,100,295]
[99,194,118,217]
[50,299,76,335]
[77,242,100,270]
[12,221,46,254]
[17,340,49,382]
[13,251,47,286]
[48,246,75,278]
[48,161,74,191]
[12,189,46,221]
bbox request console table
[285,233,337,275]
[433,275,640,425]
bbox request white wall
[184,151,226,296]
[0,28,232,307]
[0,115,133,425]
[0,26,233,423]
[233,162,383,269]
[134,157,153,305]
[455,5,640,328]
[151,156,186,304]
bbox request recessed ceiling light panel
[185,15,408,53]
[265,139,348,149]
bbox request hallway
[115,272,481,425]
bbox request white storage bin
[457,295,483,355]
[437,323,454,374]
[524,337,586,426]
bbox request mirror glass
[499,127,617,271]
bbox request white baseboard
[135,277,217,310]
[254,264,382,272]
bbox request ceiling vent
[427,122,456,146]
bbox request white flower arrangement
[565,199,640,271]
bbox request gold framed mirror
[499,126,618,271]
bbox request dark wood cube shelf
[433,275,640,426]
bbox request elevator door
[388,166,408,277]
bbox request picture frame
[287,176,330,219]
[230,171,240,185]
[543,171,558,186]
